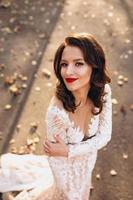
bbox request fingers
[44,140,51,148]
[43,144,50,153]
[54,134,59,142]
[43,141,51,154]
[54,134,64,144]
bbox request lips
[65,78,78,83]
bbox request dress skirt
[0,153,55,200]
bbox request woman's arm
[68,84,112,158]
[44,97,69,156]
[44,135,69,157]
[45,99,68,143]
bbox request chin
[66,86,80,92]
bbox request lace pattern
[0,84,112,200]
[68,84,112,158]
[45,84,112,199]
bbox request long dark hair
[54,33,111,114]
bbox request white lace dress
[0,84,112,200]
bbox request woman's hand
[43,135,69,157]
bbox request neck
[73,88,89,108]
[77,101,87,108]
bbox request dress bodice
[45,105,99,144]
[45,84,112,158]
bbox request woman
[44,32,112,199]
[0,33,112,200]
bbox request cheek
[87,67,92,77]
[60,68,64,78]
[80,68,92,80]
[87,69,92,79]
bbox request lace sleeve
[68,84,112,158]
[45,103,69,144]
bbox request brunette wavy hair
[54,33,111,114]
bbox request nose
[66,64,74,75]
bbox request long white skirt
[0,153,55,200]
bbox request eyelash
[75,62,84,67]
[60,62,84,67]
[60,63,68,67]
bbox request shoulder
[102,84,112,110]
[104,83,111,93]
[45,96,69,126]
[104,84,112,96]
[46,95,66,119]
[49,95,63,109]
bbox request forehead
[61,45,84,60]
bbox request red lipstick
[65,78,78,83]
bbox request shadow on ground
[0,0,65,153]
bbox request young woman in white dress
[0,33,112,200]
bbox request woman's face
[60,45,92,93]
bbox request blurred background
[0,0,133,199]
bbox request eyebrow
[60,58,84,62]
